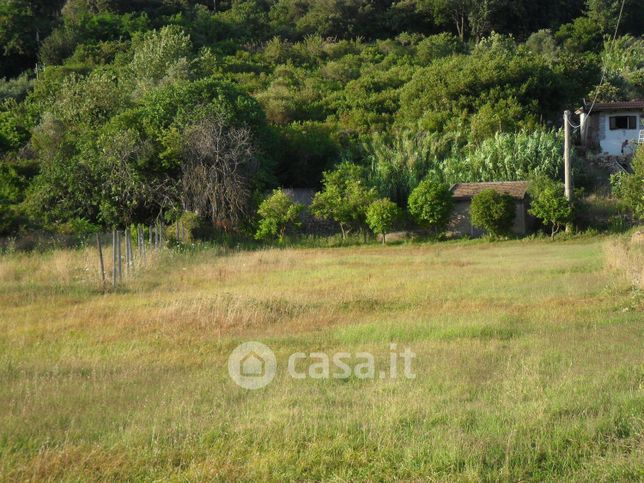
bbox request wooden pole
[117,230,122,282]
[125,228,131,274]
[97,233,105,287]
[141,225,146,263]
[564,110,572,202]
[112,229,117,288]
[564,110,574,234]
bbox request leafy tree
[366,198,400,244]
[129,26,193,97]
[255,188,304,241]
[416,33,466,64]
[470,189,516,237]
[311,162,377,239]
[407,179,453,234]
[528,177,572,237]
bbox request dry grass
[604,230,644,289]
[0,236,642,481]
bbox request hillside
[0,0,642,236]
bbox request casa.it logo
[227,342,277,390]
[228,342,416,390]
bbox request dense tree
[407,179,453,234]
[528,177,573,237]
[470,189,516,237]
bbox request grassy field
[0,235,642,481]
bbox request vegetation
[470,189,516,237]
[255,188,303,242]
[612,148,644,223]
[310,163,377,239]
[366,198,400,243]
[0,0,641,237]
[0,236,642,480]
[407,179,453,234]
[529,177,573,237]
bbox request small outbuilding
[449,181,533,237]
[577,100,644,157]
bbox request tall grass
[0,236,642,480]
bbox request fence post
[97,233,105,287]
[125,228,132,274]
[117,230,122,282]
[112,229,117,288]
[142,224,146,263]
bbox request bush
[529,177,572,237]
[407,179,453,234]
[612,148,644,223]
[255,189,304,242]
[470,189,516,237]
[366,198,401,244]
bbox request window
[609,115,637,130]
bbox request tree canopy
[0,0,641,235]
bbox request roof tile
[451,181,530,200]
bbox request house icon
[240,351,266,377]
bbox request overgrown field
[0,236,642,481]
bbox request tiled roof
[451,181,530,200]
[578,100,644,113]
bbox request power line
[585,0,627,117]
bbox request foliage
[407,179,453,234]
[255,188,304,241]
[311,162,377,239]
[365,131,445,205]
[528,177,573,237]
[366,198,401,243]
[0,1,639,236]
[441,130,565,184]
[470,189,516,237]
[611,148,644,223]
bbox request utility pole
[564,110,574,234]
[564,110,573,202]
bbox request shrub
[366,198,401,244]
[255,189,304,242]
[528,178,572,237]
[407,179,453,234]
[612,148,644,223]
[470,189,516,237]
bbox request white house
[577,100,644,156]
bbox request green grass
[0,237,642,481]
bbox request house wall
[591,111,643,156]
[449,200,530,237]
